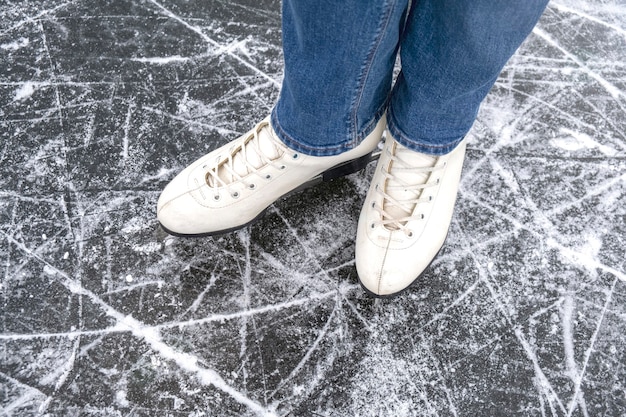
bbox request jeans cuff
[270,104,388,157]
[386,107,466,156]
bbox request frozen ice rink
[1,1,625,416]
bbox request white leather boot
[355,132,467,297]
[157,116,385,236]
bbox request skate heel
[286,151,379,197]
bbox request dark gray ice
[1,1,625,416]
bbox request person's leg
[356,0,549,296]
[157,0,408,236]
[272,0,407,156]
[389,0,549,154]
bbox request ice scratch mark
[236,230,269,404]
[142,105,238,136]
[456,224,568,414]
[37,336,81,414]
[533,27,625,101]
[180,273,218,317]
[566,277,618,417]
[561,295,590,417]
[547,172,625,217]
[550,2,626,40]
[421,338,459,417]
[269,306,337,399]
[419,275,482,330]
[461,181,626,284]
[550,127,618,156]
[0,372,48,416]
[400,365,440,416]
[0,286,337,340]
[0,327,118,341]
[0,2,72,36]
[103,280,166,295]
[117,314,278,417]
[491,83,597,132]
[546,237,626,283]
[1,233,278,417]
[83,111,96,147]
[568,90,626,145]
[157,290,336,331]
[122,102,134,159]
[137,167,181,186]
[341,294,375,332]
[131,55,190,64]
[270,206,334,284]
[515,325,567,417]
[222,56,274,114]
[38,20,64,128]
[481,272,568,414]
[0,80,120,88]
[147,0,280,88]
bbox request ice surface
[1,1,625,416]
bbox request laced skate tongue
[383,145,437,228]
[209,124,283,186]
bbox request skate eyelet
[249,184,256,189]
[370,223,376,229]
[292,153,299,159]
[371,202,375,208]
[429,196,433,201]
[213,195,220,201]
[280,165,286,170]
[420,214,425,219]
[265,174,272,180]
[232,192,240,198]
[407,230,414,238]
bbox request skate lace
[373,143,443,236]
[204,121,287,197]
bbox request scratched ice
[1,1,625,416]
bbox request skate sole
[159,150,380,238]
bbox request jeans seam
[350,0,396,145]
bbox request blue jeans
[271,0,548,156]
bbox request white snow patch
[600,187,623,211]
[578,233,602,259]
[13,82,36,101]
[43,265,57,276]
[1,37,29,51]
[121,217,150,234]
[132,242,162,254]
[150,355,163,368]
[115,390,130,407]
[550,128,617,156]
[131,55,189,64]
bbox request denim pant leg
[271,0,409,157]
[388,0,549,155]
